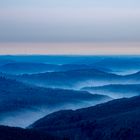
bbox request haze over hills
[0,62,111,75]
[6,69,140,90]
[0,76,112,127]
[82,84,140,98]
[93,56,140,74]
[1,0,140,138]
[10,69,122,89]
[0,55,140,139]
[0,63,59,74]
[0,95,140,140]
[30,95,140,140]
[125,71,140,80]
[0,55,140,75]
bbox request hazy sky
[0,0,140,54]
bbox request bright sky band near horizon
[0,43,140,55]
[0,0,140,54]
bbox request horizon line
[0,42,140,55]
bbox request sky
[0,0,140,54]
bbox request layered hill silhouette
[82,84,140,98]
[0,63,59,74]
[30,95,140,140]
[0,76,112,112]
[1,55,140,74]
[0,56,140,140]
[8,69,140,89]
[0,76,111,127]
[0,62,111,74]
[93,56,140,73]
[1,95,140,140]
[10,69,122,89]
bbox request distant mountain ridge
[0,63,59,74]
[0,62,111,74]
[1,55,140,74]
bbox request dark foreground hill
[30,96,140,140]
[0,125,61,140]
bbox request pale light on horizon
[0,42,140,55]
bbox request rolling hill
[0,76,112,127]
[12,69,122,89]
[0,62,111,75]
[0,63,59,74]
[30,96,140,140]
[8,68,140,90]
[81,84,140,98]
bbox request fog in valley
[0,56,140,128]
